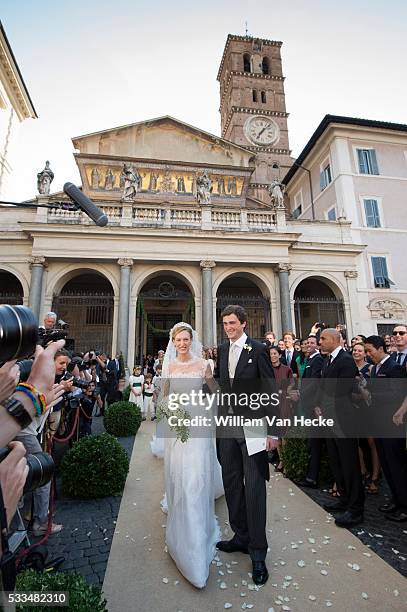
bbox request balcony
[43,203,280,232]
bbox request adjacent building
[283,115,407,336]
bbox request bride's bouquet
[156,396,190,443]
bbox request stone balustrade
[43,203,278,232]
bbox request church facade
[0,35,367,364]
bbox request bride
[160,322,222,589]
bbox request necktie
[375,363,381,375]
[229,343,238,379]
[396,353,403,365]
[286,350,292,367]
[327,355,333,367]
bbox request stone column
[117,258,133,364]
[28,256,46,320]
[200,260,216,347]
[277,263,293,333]
[344,270,359,338]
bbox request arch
[133,267,198,299]
[262,56,270,75]
[214,268,272,300]
[290,271,345,301]
[261,90,267,104]
[215,270,273,341]
[252,89,258,103]
[47,264,118,298]
[0,264,30,298]
[243,53,251,73]
[292,274,346,338]
[0,269,24,305]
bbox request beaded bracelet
[17,382,47,414]
[15,385,42,417]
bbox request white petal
[224,604,232,609]
[308,538,315,544]
[361,593,368,599]
[308,595,316,601]
[362,552,371,557]
[162,577,169,584]
[220,582,227,589]
[326,602,332,607]
[297,560,305,567]
[320,569,328,576]
[393,589,399,597]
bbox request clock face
[244,116,280,146]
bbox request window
[357,148,379,175]
[292,205,302,219]
[261,90,266,103]
[363,198,381,228]
[262,57,270,75]
[371,256,394,288]
[320,163,332,190]
[327,207,337,221]
[252,89,258,102]
[243,53,251,72]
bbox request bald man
[316,328,364,527]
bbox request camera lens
[23,452,55,494]
[0,305,39,362]
[16,359,33,382]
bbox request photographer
[79,381,97,437]
[14,354,68,536]
[41,312,57,331]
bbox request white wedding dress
[163,357,221,588]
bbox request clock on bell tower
[217,34,292,201]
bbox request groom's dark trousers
[216,337,276,562]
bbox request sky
[2,0,407,201]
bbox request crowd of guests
[263,323,407,527]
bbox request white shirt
[308,350,320,360]
[229,332,247,378]
[329,346,342,364]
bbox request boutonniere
[243,343,253,353]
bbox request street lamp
[274,161,315,221]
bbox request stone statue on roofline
[268,179,285,208]
[121,163,142,201]
[196,172,212,205]
[37,161,54,195]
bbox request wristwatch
[2,396,32,429]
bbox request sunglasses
[393,331,406,336]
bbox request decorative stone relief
[117,258,134,267]
[368,297,406,319]
[200,260,216,270]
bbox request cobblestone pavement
[27,416,135,587]
[295,477,407,578]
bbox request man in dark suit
[390,324,407,367]
[216,305,277,586]
[316,328,364,527]
[280,331,301,376]
[296,335,325,488]
[365,335,407,522]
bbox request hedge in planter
[15,569,107,612]
[103,400,142,437]
[281,431,332,484]
[61,432,129,498]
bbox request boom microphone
[63,182,108,227]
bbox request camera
[61,371,90,390]
[0,305,39,363]
[65,388,84,410]
[38,320,69,348]
[0,446,54,494]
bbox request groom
[215,304,278,586]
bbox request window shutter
[370,150,379,175]
[364,199,380,227]
[320,171,326,191]
[358,149,367,173]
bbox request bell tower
[217,35,292,202]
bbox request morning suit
[216,336,276,561]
